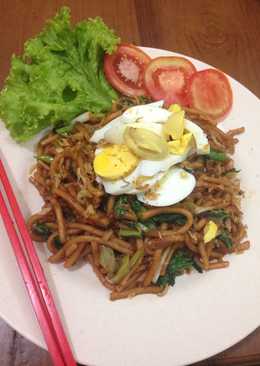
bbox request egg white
[101,168,165,196]
[104,120,163,145]
[184,119,210,154]
[137,167,196,207]
[123,100,170,124]
[90,101,170,144]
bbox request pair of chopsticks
[0,158,77,366]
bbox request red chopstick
[0,191,66,365]
[0,159,77,366]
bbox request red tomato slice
[104,44,151,97]
[144,56,196,106]
[186,69,233,121]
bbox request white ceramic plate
[0,47,260,366]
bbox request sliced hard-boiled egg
[90,114,124,143]
[184,120,210,154]
[97,153,188,195]
[168,132,193,155]
[124,126,169,160]
[168,104,182,113]
[137,152,188,176]
[91,102,210,205]
[137,167,196,207]
[90,101,170,144]
[102,169,165,196]
[123,100,170,124]
[91,102,210,157]
[104,120,163,146]
[93,144,139,180]
[98,167,141,195]
[127,120,163,135]
[163,110,185,140]
[203,220,218,243]
[104,123,127,145]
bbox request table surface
[0,0,260,365]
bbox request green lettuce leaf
[0,7,120,141]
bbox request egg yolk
[168,132,193,155]
[168,104,182,113]
[203,220,218,243]
[93,144,139,180]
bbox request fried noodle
[28,99,249,301]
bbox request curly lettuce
[0,7,120,141]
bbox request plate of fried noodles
[0,46,260,366]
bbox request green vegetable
[0,7,120,142]
[132,209,186,228]
[119,228,142,238]
[116,196,186,229]
[54,236,63,250]
[130,198,145,214]
[157,250,202,287]
[130,198,156,230]
[206,149,227,161]
[136,221,155,232]
[151,213,186,225]
[111,255,130,284]
[32,223,51,238]
[54,124,73,136]
[129,248,144,268]
[126,197,186,230]
[192,259,204,274]
[99,246,116,274]
[202,209,229,221]
[126,220,155,233]
[114,195,128,217]
[218,230,233,249]
[111,248,144,284]
[36,155,54,164]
